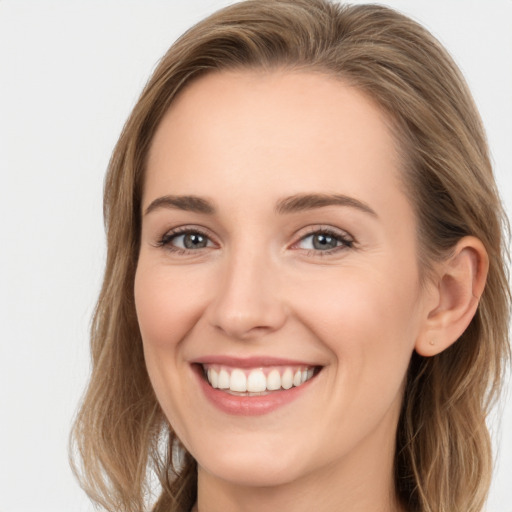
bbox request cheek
[134,262,208,349]
[295,263,421,343]
[293,263,421,393]
[134,261,208,441]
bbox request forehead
[145,70,406,214]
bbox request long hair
[70,2,510,511]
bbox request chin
[195,441,308,487]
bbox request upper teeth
[204,365,315,393]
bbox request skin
[134,71,486,512]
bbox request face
[135,71,433,490]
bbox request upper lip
[191,355,321,368]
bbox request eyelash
[156,226,354,256]
[292,227,354,256]
[156,226,215,255]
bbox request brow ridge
[144,195,215,215]
[144,192,376,217]
[275,193,377,216]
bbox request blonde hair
[70,1,510,511]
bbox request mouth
[192,358,323,415]
[198,363,321,396]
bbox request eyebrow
[144,192,377,217]
[275,193,377,217]
[144,195,216,215]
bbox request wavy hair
[70,1,510,511]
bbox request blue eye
[296,230,353,252]
[157,227,352,255]
[159,229,214,251]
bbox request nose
[207,249,287,341]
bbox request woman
[70,1,510,511]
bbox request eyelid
[290,225,355,253]
[153,224,355,256]
[155,225,218,251]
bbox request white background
[0,1,510,511]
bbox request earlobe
[415,236,489,357]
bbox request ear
[415,236,489,357]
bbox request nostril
[206,264,288,339]
[211,314,285,341]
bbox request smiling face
[134,70,435,503]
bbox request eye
[158,228,215,252]
[295,228,353,253]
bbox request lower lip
[193,366,315,416]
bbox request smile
[202,364,317,395]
